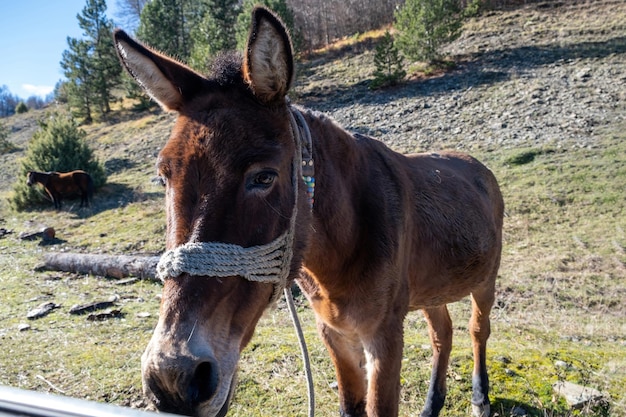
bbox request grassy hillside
[0,1,624,416]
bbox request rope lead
[285,286,315,417]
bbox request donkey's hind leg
[80,191,88,207]
[421,305,453,417]
[469,281,496,417]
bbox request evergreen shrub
[394,0,463,64]
[370,31,406,89]
[0,122,15,154]
[15,102,28,114]
[10,113,106,210]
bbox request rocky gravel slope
[295,0,626,155]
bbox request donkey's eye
[248,170,277,190]
[254,171,276,186]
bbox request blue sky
[0,0,118,100]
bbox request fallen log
[37,253,161,281]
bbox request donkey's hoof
[472,403,490,417]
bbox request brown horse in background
[115,7,503,417]
[27,170,93,209]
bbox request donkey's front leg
[469,284,495,417]
[317,321,367,417]
[362,318,405,417]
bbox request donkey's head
[26,171,36,186]
[115,8,308,416]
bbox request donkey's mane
[207,51,246,87]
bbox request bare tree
[25,96,46,110]
[287,0,402,52]
[114,0,148,32]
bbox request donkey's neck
[299,110,397,281]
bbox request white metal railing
[0,385,178,417]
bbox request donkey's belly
[407,280,475,310]
[407,258,496,310]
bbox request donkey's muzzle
[143,355,220,416]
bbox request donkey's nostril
[189,361,219,405]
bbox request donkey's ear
[113,29,207,112]
[243,7,294,104]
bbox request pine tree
[137,0,192,61]
[78,0,122,115]
[61,38,95,123]
[0,85,20,117]
[189,0,241,71]
[61,0,121,123]
[394,0,463,64]
[370,31,406,89]
[122,72,155,110]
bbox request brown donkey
[27,170,93,209]
[115,7,503,417]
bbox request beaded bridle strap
[155,104,313,304]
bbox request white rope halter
[155,104,311,304]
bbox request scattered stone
[553,380,608,410]
[0,228,13,238]
[554,360,570,369]
[26,302,60,320]
[44,274,67,282]
[495,355,512,364]
[114,277,139,285]
[575,68,592,81]
[19,230,43,241]
[18,323,31,331]
[136,312,151,318]
[69,300,116,315]
[329,381,339,390]
[452,371,463,381]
